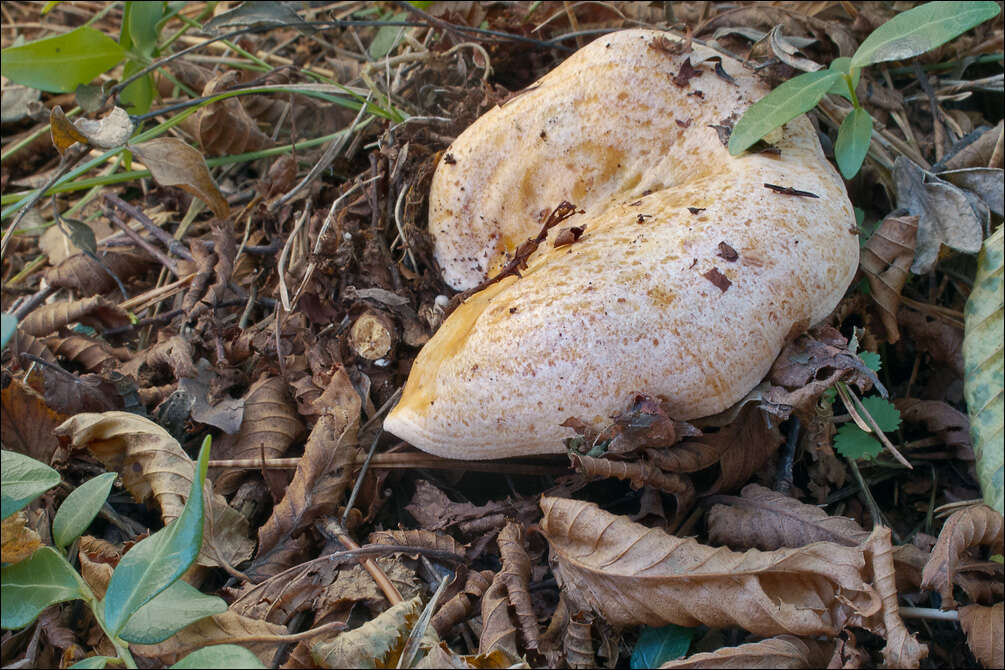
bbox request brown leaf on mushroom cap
[385,30,858,459]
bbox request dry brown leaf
[497,522,539,651]
[181,220,235,318]
[54,412,253,568]
[213,374,305,493]
[45,334,131,371]
[570,453,694,524]
[20,296,130,337]
[316,556,420,618]
[405,479,538,539]
[958,602,1004,669]
[120,333,197,381]
[861,214,918,343]
[659,635,834,669]
[896,398,972,457]
[564,612,595,669]
[311,596,429,668]
[232,552,338,624]
[194,71,273,157]
[942,120,1005,170]
[252,395,359,579]
[899,309,965,377]
[131,609,285,666]
[768,326,880,397]
[1,378,68,465]
[863,527,928,668]
[77,535,119,599]
[708,484,929,591]
[479,572,520,658]
[540,496,879,636]
[416,641,522,669]
[45,249,151,296]
[431,569,494,638]
[49,105,88,155]
[40,370,122,415]
[369,529,467,558]
[130,137,230,219]
[1,512,42,564]
[8,328,57,366]
[922,504,1004,608]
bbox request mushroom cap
[384,29,858,459]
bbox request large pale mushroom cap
[384,29,858,459]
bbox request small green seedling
[0,438,262,669]
[729,1,1002,178]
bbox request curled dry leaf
[659,635,834,669]
[311,596,432,669]
[895,399,972,456]
[861,214,918,343]
[130,137,230,219]
[49,105,88,155]
[213,375,305,494]
[253,396,359,578]
[921,504,1004,608]
[540,496,879,636]
[564,612,595,670]
[708,484,929,591]
[53,411,253,568]
[570,453,694,525]
[182,220,236,318]
[19,296,130,337]
[46,249,151,297]
[194,71,273,157]
[369,529,467,558]
[46,334,131,371]
[121,333,198,381]
[415,641,522,669]
[479,572,520,658]
[7,329,56,365]
[131,609,285,666]
[431,569,494,638]
[497,522,539,651]
[863,526,928,668]
[958,602,1004,669]
[72,106,134,150]
[768,326,880,397]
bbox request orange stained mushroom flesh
[383,29,858,459]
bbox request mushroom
[384,30,858,459]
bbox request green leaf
[119,580,227,644]
[851,1,1002,68]
[52,472,117,549]
[369,12,409,59]
[119,61,154,115]
[69,657,111,669]
[1,547,87,629]
[1,450,61,520]
[1,312,17,350]
[834,423,883,460]
[728,70,842,155]
[63,217,97,255]
[630,625,694,668]
[859,351,882,373]
[827,58,861,101]
[123,1,164,58]
[834,108,873,179]
[0,26,125,93]
[171,645,266,669]
[102,436,211,635]
[860,396,901,432]
[963,225,1004,515]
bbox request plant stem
[845,72,861,108]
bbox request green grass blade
[851,1,1001,68]
[101,436,211,635]
[0,26,125,92]
[834,108,873,179]
[728,70,841,155]
[1,450,61,520]
[52,472,117,549]
[963,226,1004,515]
[1,547,87,629]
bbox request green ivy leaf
[0,26,125,93]
[1,450,61,520]
[170,645,266,669]
[851,1,1001,68]
[52,472,117,550]
[631,625,694,668]
[119,580,227,644]
[101,436,211,635]
[834,108,873,179]
[1,547,87,629]
[834,423,883,460]
[963,226,1004,515]
[728,70,842,155]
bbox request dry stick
[119,272,197,311]
[915,61,946,163]
[207,451,571,475]
[103,193,194,262]
[104,209,180,277]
